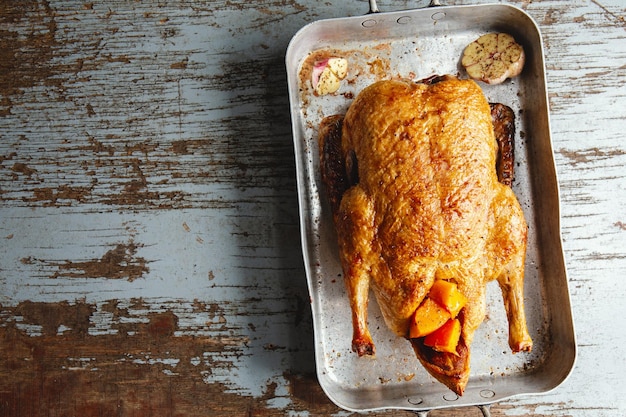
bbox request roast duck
[318,75,532,395]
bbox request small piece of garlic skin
[312,57,348,95]
[461,33,525,85]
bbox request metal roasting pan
[286,1,576,414]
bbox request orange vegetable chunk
[409,298,450,339]
[428,280,467,317]
[423,318,462,355]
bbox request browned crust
[318,114,348,221]
[490,103,516,187]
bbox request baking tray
[286,2,575,414]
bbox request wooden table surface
[1,1,624,416]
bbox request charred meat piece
[490,103,516,187]
[318,114,349,219]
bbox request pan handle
[479,404,492,416]
[411,404,491,416]
[368,0,380,13]
[368,0,443,14]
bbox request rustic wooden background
[1,0,624,416]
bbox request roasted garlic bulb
[462,33,525,85]
[312,57,348,95]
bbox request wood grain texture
[0,0,624,416]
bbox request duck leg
[319,116,375,356]
[490,103,532,352]
[497,246,533,353]
[337,186,377,356]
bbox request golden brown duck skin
[318,76,531,395]
[319,103,518,217]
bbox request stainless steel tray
[286,2,575,413]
